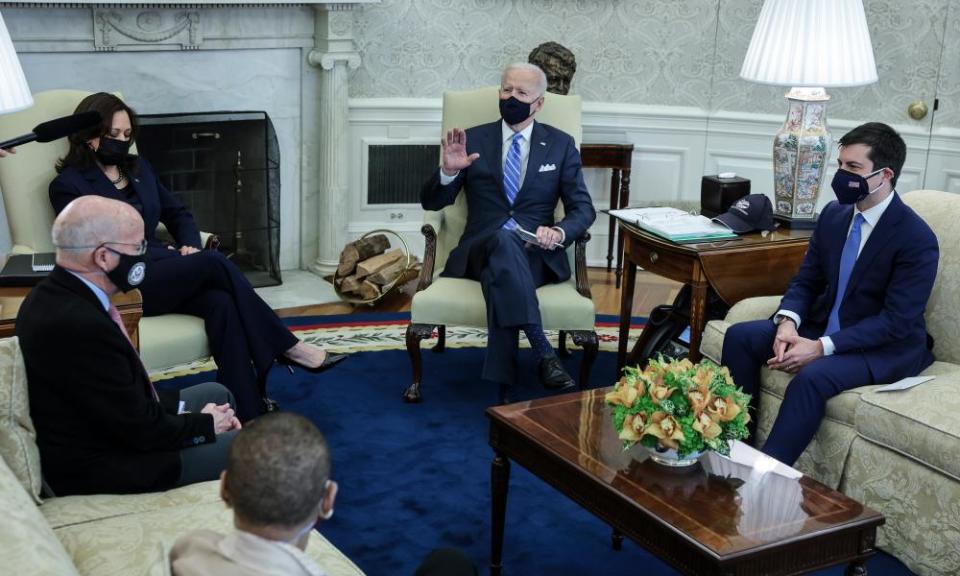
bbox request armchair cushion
[52,486,363,576]
[855,362,960,481]
[411,276,594,331]
[0,336,42,502]
[140,314,210,373]
[0,454,80,575]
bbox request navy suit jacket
[421,120,595,282]
[779,193,939,383]
[50,158,202,262]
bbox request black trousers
[140,251,299,422]
[464,229,553,384]
[176,382,239,487]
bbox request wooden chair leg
[571,330,599,390]
[404,323,435,403]
[432,324,446,353]
[557,330,570,357]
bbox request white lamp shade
[740,0,878,88]
[0,12,32,114]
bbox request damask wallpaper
[351,0,960,129]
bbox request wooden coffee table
[487,389,883,575]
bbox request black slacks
[140,250,298,421]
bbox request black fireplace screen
[137,111,281,287]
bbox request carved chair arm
[416,223,439,292]
[202,233,220,251]
[574,231,592,299]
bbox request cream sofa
[700,189,960,576]
[0,336,364,576]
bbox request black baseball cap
[712,194,775,233]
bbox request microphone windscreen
[33,111,102,143]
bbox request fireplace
[137,112,282,287]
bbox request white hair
[502,62,548,97]
[51,196,137,261]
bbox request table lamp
[0,11,32,116]
[740,0,877,229]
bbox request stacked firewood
[335,234,420,300]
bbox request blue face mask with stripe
[831,168,885,204]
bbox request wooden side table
[617,223,812,368]
[0,285,144,349]
[581,143,634,288]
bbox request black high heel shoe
[276,352,349,374]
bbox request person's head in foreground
[222,412,336,550]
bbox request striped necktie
[502,132,523,230]
[825,213,865,336]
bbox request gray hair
[52,196,138,259]
[503,62,548,98]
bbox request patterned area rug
[150,312,646,382]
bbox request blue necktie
[502,132,523,230]
[825,213,865,336]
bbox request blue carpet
[157,313,914,576]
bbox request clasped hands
[768,319,823,374]
[440,128,562,251]
[200,402,242,434]
[167,245,200,256]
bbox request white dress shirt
[776,191,897,356]
[66,269,110,312]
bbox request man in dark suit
[16,195,242,495]
[722,122,939,465]
[421,63,596,391]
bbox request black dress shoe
[277,352,349,374]
[539,355,575,391]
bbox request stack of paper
[609,207,738,244]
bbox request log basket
[334,229,414,306]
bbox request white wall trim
[347,97,960,268]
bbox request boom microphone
[0,111,102,150]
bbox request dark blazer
[50,157,202,262]
[16,267,216,495]
[421,120,595,282]
[779,193,939,383]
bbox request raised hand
[441,128,480,176]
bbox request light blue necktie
[825,213,865,336]
[502,132,523,230]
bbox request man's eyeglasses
[57,239,148,256]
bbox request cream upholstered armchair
[403,86,597,402]
[0,90,214,372]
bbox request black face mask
[95,137,134,167]
[104,247,147,293]
[499,96,533,126]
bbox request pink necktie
[108,304,160,402]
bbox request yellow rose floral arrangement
[605,357,752,458]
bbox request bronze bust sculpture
[528,42,577,95]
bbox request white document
[608,206,737,240]
[875,375,935,393]
[516,225,563,249]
